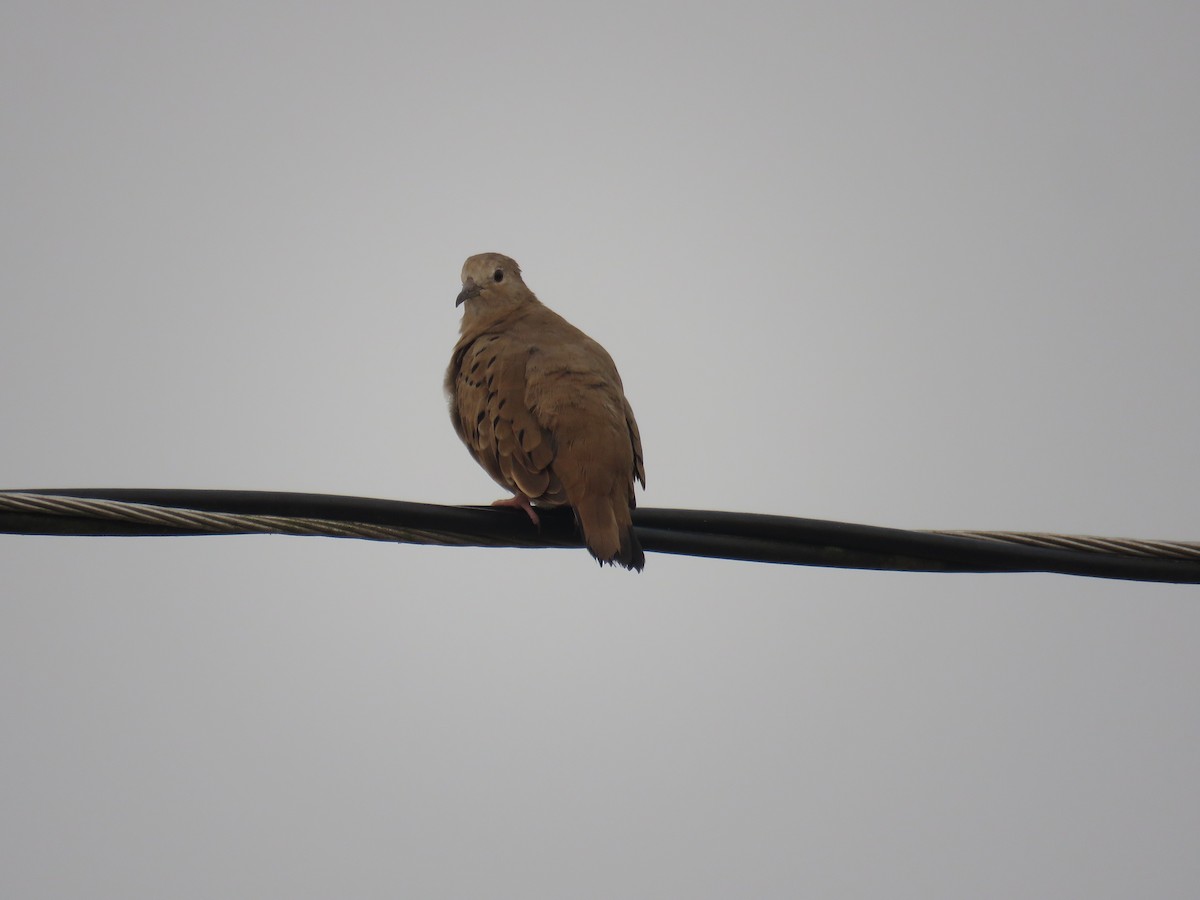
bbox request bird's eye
[493,269,504,283]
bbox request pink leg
[492,494,540,526]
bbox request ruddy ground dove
[446,253,645,571]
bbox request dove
[446,252,646,571]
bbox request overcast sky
[3,2,1199,897]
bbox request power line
[1,488,1198,584]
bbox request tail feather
[616,525,645,572]
[574,495,644,572]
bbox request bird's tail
[615,524,646,572]
[575,496,644,572]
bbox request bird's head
[456,253,536,323]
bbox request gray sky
[3,2,1199,897]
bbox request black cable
[2,488,1198,584]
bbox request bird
[445,252,646,571]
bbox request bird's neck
[458,293,542,339]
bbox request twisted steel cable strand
[2,489,1199,584]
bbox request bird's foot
[492,494,540,527]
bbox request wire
[1,488,1198,584]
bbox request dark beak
[456,280,480,307]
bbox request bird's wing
[449,331,560,502]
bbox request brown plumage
[445,252,646,571]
